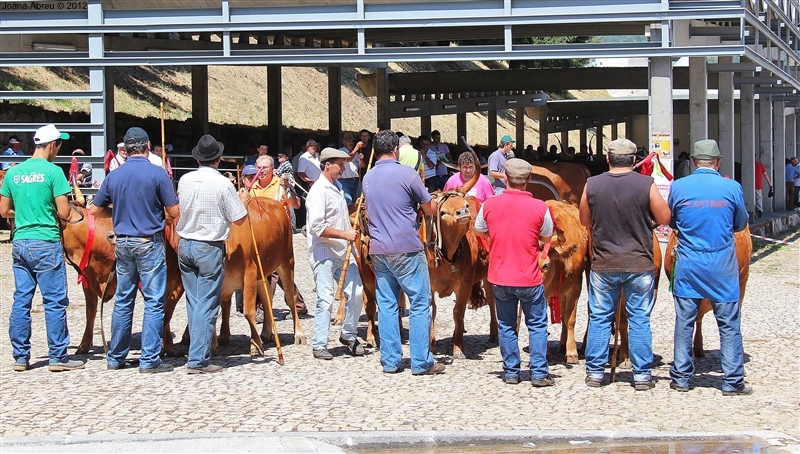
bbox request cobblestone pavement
[0,231,798,447]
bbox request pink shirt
[443,173,494,204]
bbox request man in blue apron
[667,139,750,396]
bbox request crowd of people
[0,124,767,394]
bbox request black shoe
[107,363,126,370]
[756,209,763,218]
[313,349,333,360]
[531,376,556,387]
[585,376,603,388]
[634,379,656,391]
[339,336,365,356]
[503,375,520,385]
[669,381,689,392]
[722,386,753,396]
[140,363,174,374]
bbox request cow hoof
[452,350,466,360]
[294,335,307,345]
[618,359,632,370]
[178,337,190,346]
[211,348,218,356]
[218,337,230,347]
[162,348,182,358]
[330,318,344,326]
[250,342,265,356]
[488,335,498,345]
[694,349,705,358]
[566,355,579,365]
[75,346,90,355]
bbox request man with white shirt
[306,147,364,360]
[297,139,322,185]
[108,142,127,172]
[338,132,362,205]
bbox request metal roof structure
[0,0,798,163]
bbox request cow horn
[455,149,481,195]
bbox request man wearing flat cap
[306,147,364,360]
[92,127,180,374]
[474,158,555,387]
[579,138,670,391]
[2,135,23,170]
[176,134,249,374]
[108,142,127,172]
[667,139,750,396]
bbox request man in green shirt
[0,124,85,372]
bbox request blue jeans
[671,296,745,392]
[9,240,71,365]
[178,239,226,369]
[339,179,360,206]
[107,235,167,369]
[585,270,656,382]
[493,284,549,380]
[371,251,434,373]
[312,258,363,350]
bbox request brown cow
[538,200,590,364]
[423,164,497,359]
[61,197,304,358]
[59,205,186,355]
[663,226,752,357]
[527,162,591,206]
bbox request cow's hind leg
[693,300,712,358]
[364,291,379,348]
[76,287,98,355]
[560,283,580,365]
[616,291,632,370]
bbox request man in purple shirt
[362,130,440,375]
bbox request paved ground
[0,227,798,452]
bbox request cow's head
[432,150,481,259]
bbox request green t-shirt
[0,157,71,241]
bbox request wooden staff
[160,102,166,171]
[333,130,378,307]
[246,212,285,365]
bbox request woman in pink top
[443,152,495,203]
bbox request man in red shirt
[754,158,773,218]
[474,158,554,387]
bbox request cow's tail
[467,281,487,310]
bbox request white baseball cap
[33,124,69,145]
[8,138,20,144]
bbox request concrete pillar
[718,57,735,180]
[689,57,708,163]
[773,101,786,211]
[488,110,497,150]
[376,67,390,130]
[560,130,569,153]
[739,74,756,215]
[626,118,633,140]
[538,105,548,153]
[611,124,618,140]
[596,123,604,157]
[515,108,525,154]
[328,66,342,146]
[580,128,587,150]
[649,56,673,184]
[790,111,798,159]
[267,65,282,153]
[457,112,467,153]
[758,94,773,214]
[191,65,209,140]
[421,115,432,138]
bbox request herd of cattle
[4,159,752,369]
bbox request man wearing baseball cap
[91,127,180,373]
[668,139,750,396]
[579,138,670,391]
[0,124,85,372]
[474,158,554,387]
[306,147,365,359]
[487,135,516,194]
[2,135,23,170]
